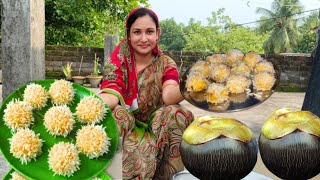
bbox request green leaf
[0,80,119,180]
[2,168,112,180]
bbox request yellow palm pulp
[186,72,208,92]
[182,116,253,144]
[206,83,229,104]
[190,61,210,77]
[261,108,320,139]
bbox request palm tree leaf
[257,0,303,54]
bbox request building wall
[1,45,313,92]
[45,45,104,78]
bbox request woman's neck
[134,53,154,66]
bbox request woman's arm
[162,79,184,105]
[99,93,119,110]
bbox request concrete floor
[1,88,320,179]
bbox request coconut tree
[256,0,303,54]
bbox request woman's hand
[99,93,119,110]
[162,80,184,105]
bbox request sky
[148,0,320,27]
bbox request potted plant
[72,56,86,85]
[62,62,73,81]
[86,54,103,88]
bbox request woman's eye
[147,30,154,34]
[134,31,140,35]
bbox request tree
[181,8,267,54]
[158,18,186,51]
[183,19,219,53]
[219,27,268,54]
[45,0,148,47]
[294,12,319,53]
[182,9,232,53]
[256,0,303,54]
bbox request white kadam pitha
[9,128,43,164]
[44,105,75,137]
[75,96,106,124]
[76,124,111,159]
[253,72,276,91]
[4,99,34,130]
[11,171,27,180]
[48,142,80,177]
[49,79,75,105]
[23,83,49,110]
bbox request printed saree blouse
[101,40,179,122]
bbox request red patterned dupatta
[100,7,162,112]
[100,40,162,112]
[100,39,137,111]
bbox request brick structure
[45,45,104,78]
[0,46,313,92]
[167,51,312,92]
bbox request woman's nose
[141,33,148,42]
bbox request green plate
[0,80,119,180]
[2,168,112,180]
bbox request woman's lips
[139,45,149,48]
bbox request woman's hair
[126,7,159,34]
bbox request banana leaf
[2,168,112,180]
[0,80,119,180]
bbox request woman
[99,7,194,179]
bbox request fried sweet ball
[44,105,75,137]
[48,142,80,177]
[243,51,262,69]
[189,91,207,102]
[186,71,209,92]
[76,124,111,159]
[226,74,251,94]
[11,171,27,180]
[208,99,230,111]
[230,61,251,77]
[190,60,210,77]
[209,63,231,83]
[206,54,225,64]
[225,49,244,66]
[23,83,49,110]
[49,79,75,105]
[9,128,43,164]
[75,96,106,124]
[206,83,229,104]
[253,72,276,91]
[4,99,34,130]
[254,60,275,74]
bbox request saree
[101,40,194,179]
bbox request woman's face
[129,15,160,56]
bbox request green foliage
[294,30,316,53]
[159,18,186,51]
[294,12,319,53]
[256,0,303,54]
[181,8,267,54]
[207,8,233,31]
[45,0,148,47]
[302,12,319,31]
[62,62,73,80]
[38,0,316,55]
[218,27,268,53]
[183,20,219,53]
[92,54,101,76]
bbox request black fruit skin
[180,136,258,180]
[259,131,320,180]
